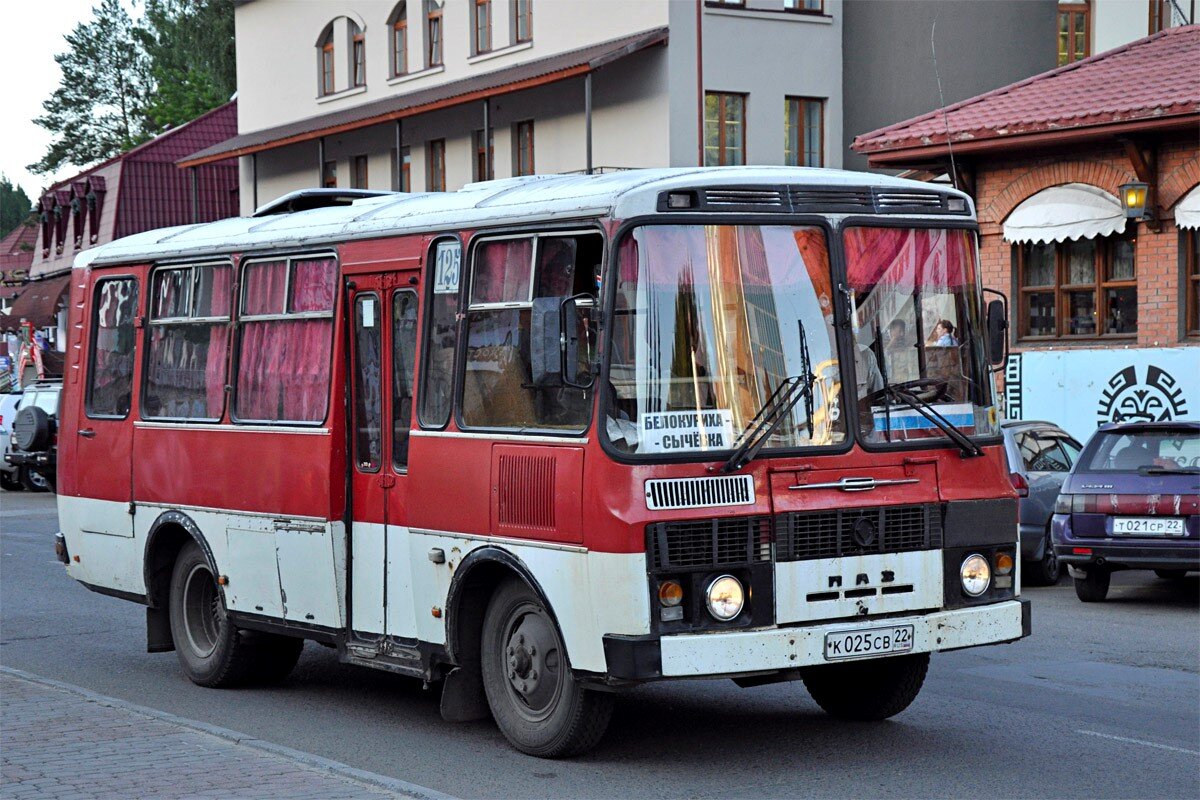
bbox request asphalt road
[2,490,1198,799]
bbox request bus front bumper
[603,599,1029,681]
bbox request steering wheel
[865,378,951,404]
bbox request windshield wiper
[878,384,983,459]
[720,320,817,474]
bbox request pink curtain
[290,258,337,312]
[244,260,287,315]
[844,227,972,289]
[206,265,232,317]
[152,269,188,318]
[236,319,331,422]
[473,240,532,303]
[618,233,638,283]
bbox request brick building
[852,25,1199,441]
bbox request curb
[0,665,460,800]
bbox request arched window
[318,24,335,95]
[425,1,443,68]
[389,2,408,76]
[349,21,366,87]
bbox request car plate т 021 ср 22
[823,624,915,661]
[1112,517,1186,536]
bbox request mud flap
[146,606,174,653]
[439,666,490,722]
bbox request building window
[1186,230,1200,337]
[1016,233,1137,339]
[391,2,409,75]
[1057,2,1090,66]
[784,0,824,12]
[391,146,411,191]
[784,96,823,167]
[86,276,139,419]
[351,27,366,87]
[427,139,446,191]
[426,1,443,67]
[704,92,746,167]
[235,257,338,424]
[513,0,532,43]
[514,120,534,176]
[352,155,369,189]
[473,129,494,181]
[144,264,232,421]
[319,29,335,95]
[473,0,492,54]
[322,160,337,188]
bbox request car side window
[1017,431,1071,472]
[1060,438,1082,466]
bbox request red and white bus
[57,168,1028,757]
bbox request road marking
[1077,729,1200,756]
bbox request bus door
[71,270,143,539]
[346,271,421,642]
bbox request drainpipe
[483,99,492,179]
[318,137,326,185]
[696,0,704,167]
[585,73,593,175]
[394,119,404,190]
[251,153,259,211]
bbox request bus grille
[644,475,755,510]
[775,504,942,562]
[648,517,772,570]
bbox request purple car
[1051,421,1200,602]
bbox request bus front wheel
[480,579,613,757]
[802,652,929,721]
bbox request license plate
[1112,517,1186,536]
[824,624,914,661]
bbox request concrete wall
[234,0,670,135]
[1092,0,1151,54]
[841,0,1058,172]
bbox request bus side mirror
[530,295,594,389]
[984,293,1008,368]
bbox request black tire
[1073,568,1110,602]
[1154,569,1188,580]
[246,633,305,683]
[802,653,930,721]
[0,470,23,491]
[1024,527,1061,586]
[168,541,256,687]
[480,579,613,757]
[21,468,51,493]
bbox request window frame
[1185,228,1200,338]
[454,227,605,436]
[392,287,420,470]
[426,0,443,68]
[140,260,234,423]
[512,0,532,44]
[784,96,824,167]
[351,290,383,473]
[391,3,409,76]
[323,160,337,188]
[352,154,369,189]
[473,128,494,182]
[1057,2,1090,66]
[320,37,336,96]
[514,120,535,176]
[351,28,366,87]
[231,252,340,427]
[473,0,492,55]
[85,274,140,421]
[427,139,446,191]
[418,235,464,431]
[784,0,825,13]
[1015,232,1137,341]
[704,91,747,167]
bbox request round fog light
[961,554,991,597]
[658,580,684,607]
[705,575,745,621]
[994,552,1014,576]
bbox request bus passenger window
[235,256,337,424]
[460,232,601,432]
[144,264,232,421]
[353,294,382,471]
[87,276,139,418]
[393,290,419,467]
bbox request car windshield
[606,224,846,457]
[1081,429,1200,472]
[843,226,997,443]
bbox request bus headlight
[705,575,744,621]
[960,554,991,597]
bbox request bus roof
[76,166,974,268]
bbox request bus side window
[86,276,139,418]
[418,238,461,428]
[352,293,382,471]
[234,256,337,424]
[392,289,419,467]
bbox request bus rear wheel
[802,652,930,721]
[480,579,613,757]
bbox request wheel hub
[502,612,561,717]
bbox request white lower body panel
[659,600,1025,678]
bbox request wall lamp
[1119,181,1152,220]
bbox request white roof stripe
[76,167,973,269]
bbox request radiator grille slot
[776,504,942,562]
[703,188,786,208]
[496,454,556,530]
[648,516,772,570]
[645,475,755,510]
[658,184,967,216]
[873,189,948,212]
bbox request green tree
[0,177,34,242]
[139,0,236,130]
[28,0,153,175]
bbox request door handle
[78,428,96,438]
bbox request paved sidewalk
[0,669,451,800]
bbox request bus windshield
[843,226,997,444]
[606,224,847,457]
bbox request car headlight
[705,574,744,621]
[960,554,991,597]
